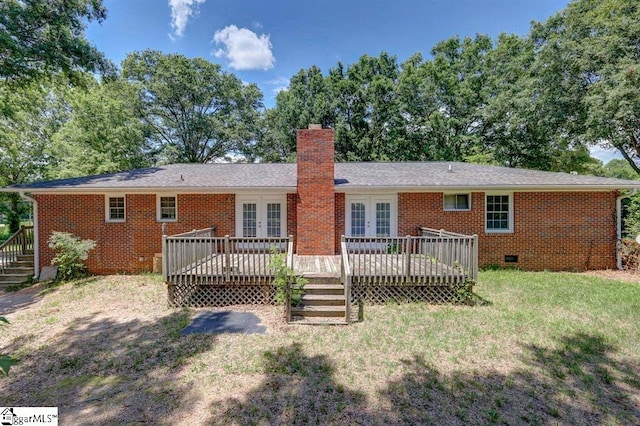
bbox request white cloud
[168,0,206,39]
[268,77,290,94]
[213,25,275,71]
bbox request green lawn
[1,271,639,425]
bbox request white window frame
[157,194,178,222]
[235,195,287,238]
[345,194,398,237]
[485,192,514,233]
[443,193,471,211]
[105,195,126,223]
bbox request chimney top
[308,124,322,130]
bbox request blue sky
[87,0,572,103]
[85,0,620,162]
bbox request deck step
[3,267,34,275]
[291,305,346,318]
[289,317,348,325]
[303,284,344,296]
[0,273,32,284]
[301,294,345,306]
[303,276,341,285]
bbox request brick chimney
[296,125,336,255]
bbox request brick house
[5,125,639,277]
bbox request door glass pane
[376,202,391,237]
[351,202,366,236]
[243,203,257,237]
[266,203,281,237]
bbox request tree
[48,76,153,178]
[0,0,113,85]
[122,50,264,163]
[0,79,70,231]
[257,66,333,162]
[530,0,640,174]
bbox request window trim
[105,195,126,223]
[156,194,178,222]
[485,192,514,233]
[443,193,471,211]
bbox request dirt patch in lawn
[1,273,638,425]
[580,269,640,283]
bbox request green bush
[48,231,96,281]
[268,247,306,306]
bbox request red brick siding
[296,128,336,255]
[287,193,298,250]
[35,193,235,274]
[398,191,618,271]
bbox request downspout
[19,192,39,279]
[617,188,637,270]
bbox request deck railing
[341,239,353,323]
[418,227,478,283]
[342,232,478,285]
[162,233,294,286]
[0,226,34,274]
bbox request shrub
[48,231,96,281]
[268,247,306,306]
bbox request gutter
[19,192,39,279]
[617,188,638,270]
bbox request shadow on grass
[215,333,640,425]
[213,342,373,424]
[2,309,215,424]
[379,332,640,425]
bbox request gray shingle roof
[5,161,640,192]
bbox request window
[157,196,177,221]
[106,196,125,222]
[444,193,470,210]
[486,194,512,232]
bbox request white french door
[345,195,397,237]
[236,196,286,238]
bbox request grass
[1,271,639,424]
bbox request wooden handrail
[163,235,293,287]
[170,226,216,238]
[343,233,478,285]
[341,237,352,323]
[0,226,34,274]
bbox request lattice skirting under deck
[168,284,276,307]
[348,284,470,322]
[351,283,467,304]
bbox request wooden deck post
[404,236,411,283]
[162,235,168,282]
[224,235,231,281]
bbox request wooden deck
[294,255,341,277]
[348,253,466,285]
[168,253,466,284]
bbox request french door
[345,195,397,237]
[236,196,286,238]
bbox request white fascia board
[335,185,639,193]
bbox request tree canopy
[0,0,113,85]
[122,50,263,164]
